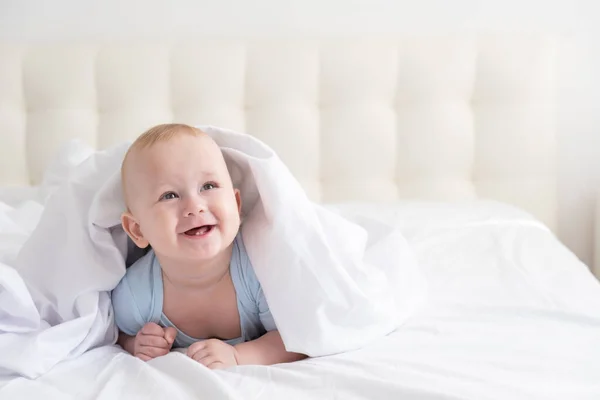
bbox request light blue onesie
[111,233,276,348]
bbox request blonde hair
[126,123,205,153]
[121,123,206,207]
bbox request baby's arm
[186,330,306,369]
[234,330,307,365]
[112,255,176,361]
[118,332,137,355]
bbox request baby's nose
[182,196,206,216]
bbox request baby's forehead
[125,136,225,179]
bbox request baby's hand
[134,322,177,361]
[187,339,238,369]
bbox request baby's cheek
[147,218,172,243]
[217,212,239,241]
[226,206,241,227]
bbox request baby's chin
[155,250,221,268]
[171,241,229,261]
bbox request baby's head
[120,123,242,264]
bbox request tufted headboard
[0,36,558,229]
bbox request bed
[1,36,600,399]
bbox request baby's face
[123,134,241,264]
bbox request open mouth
[184,225,215,236]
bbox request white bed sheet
[1,200,599,399]
[0,186,41,208]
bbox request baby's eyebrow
[150,174,218,191]
[151,181,170,188]
[150,183,174,194]
[199,171,218,179]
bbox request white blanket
[0,126,425,379]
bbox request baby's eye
[202,182,217,191]
[159,192,178,201]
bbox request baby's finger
[207,361,226,370]
[189,348,211,363]
[138,345,170,359]
[164,327,177,345]
[141,322,165,337]
[196,355,219,367]
[186,341,206,357]
[138,335,169,349]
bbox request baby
[111,123,306,369]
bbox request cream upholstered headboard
[0,36,557,229]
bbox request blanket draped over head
[0,126,426,378]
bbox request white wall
[2,0,600,266]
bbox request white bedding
[0,129,428,383]
[0,187,40,209]
[1,199,600,399]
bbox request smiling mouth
[184,225,215,236]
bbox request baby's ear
[234,188,242,215]
[121,212,149,248]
